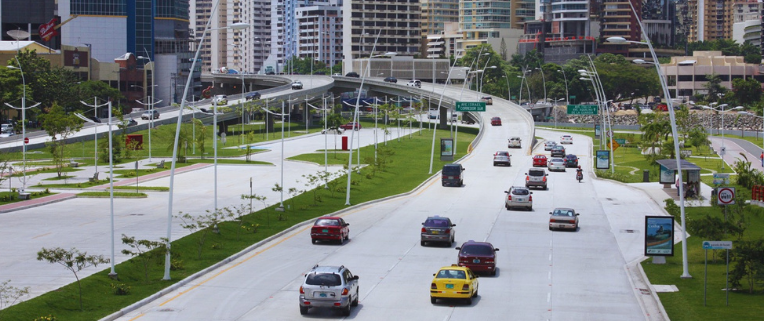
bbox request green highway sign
[456,101,487,112]
[615,139,627,145]
[567,104,598,115]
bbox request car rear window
[529,170,545,176]
[553,209,575,217]
[511,189,529,196]
[306,273,342,286]
[460,245,493,256]
[424,219,449,227]
[442,166,461,175]
[496,152,509,156]
[436,269,466,279]
[315,219,340,226]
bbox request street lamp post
[607,2,692,276]
[132,84,161,162]
[502,73,512,102]
[557,69,569,105]
[742,111,764,167]
[535,67,547,107]
[163,5,250,279]
[75,102,117,278]
[80,98,109,175]
[5,59,41,194]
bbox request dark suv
[456,241,499,276]
[383,76,397,83]
[345,72,360,78]
[245,92,261,100]
[441,164,465,187]
[421,216,456,246]
[564,154,578,168]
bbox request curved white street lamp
[535,67,547,106]
[5,60,41,194]
[557,69,569,105]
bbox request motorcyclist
[576,165,583,179]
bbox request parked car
[550,145,566,158]
[85,115,101,123]
[547,158,566,172]
[508,137,522,148]
[456,241,499,276]
[214,94,227,105]
[299,265,360,316]
[549,208,579,231]
[442,163,465,187]
[564,154,579,168]
[310,216,350,244]
[560,135,573,144]
[430,265,479,305]
[122,118,138,127]
[339,122,361,130]
[421,215,456,246]
[493,151,511,166]
[141,110,160,120]
[245,92,262,100]
[525,168,548,190]
[383,76,398,83]
[544,141,557,151]
[345,72,360,78]
[406,80,422,88]
[321,127,344,134]
[532,154,548,167]
[292,81,303,90]
[505,186,532,211]
[490,117,502,126]
[480,96,493,105]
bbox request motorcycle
[576,171,583,183]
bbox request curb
[0,193,78,213]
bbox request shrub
[111,283,131,295]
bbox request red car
[456,241,500,276]
[532,155,548,167]
[490,117,501,126]
[311,217,350,244]
[340,122,362,130]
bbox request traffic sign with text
[567,104,598,115]
[717,187,735,205]
[456,101,486,112]
[702,241,733,250]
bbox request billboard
[63,48,89,68]
[38,18,59,41]
[440,138,454,161]
[595,150,609,169]
[644,216,675,256]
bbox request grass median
[2,124,478,320]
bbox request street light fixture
[557,69,569,105]
[5,60,41,195]
[132,84,161,162]
[163,6,250,280]
[606,5,692,277]
[80,98,110,175]
[535,67,547,107]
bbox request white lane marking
[548,271,551,280]
[549,254,552,261]
[547,292,551,303]
[362,244,416,300]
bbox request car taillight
[300,286,304,294]
[507,195,512,201]
[462,284,470,291]
[431,283,437,289]
[525,176,530,181]
[421,227,426,233]
[528,195,532,202]
[445,228,450,233]
[543,176,547,182]
[486,260,495,264]
[442,175,447,180]
[550,219,556,223]
[342,288,349,295]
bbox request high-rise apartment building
[458,0,512,56]
[597,0,643,55]
[421,0,459,56]
[685,0,735,42]
[296,4,343,72]
[343,0,421,73]
[241,0,271,74]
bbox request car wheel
[505,204,509,210]
[311,239,317,244]
[493,162,497,166]
[431,296,437,304]
[459,180,463,187]
[352,288,359,306]
[528,206,533,211]
[300,306,309,315]
[421,240,426,246]
[490,270,496,276]
[549,226,553,231]
[466,296,473,305]
[543,185,548,190]
[341,303,351,316]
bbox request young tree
[120,235,166,283]
[176,208,230,259]
[39,103,84,177]
[36,247,109,311]
[194,118,207,159]
[241,193,270,227]
[0,280,30,311]
[729,238,764,293]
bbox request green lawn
[1,124,478,320]
[77,191,147,198]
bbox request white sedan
[547,158,566,172]
[560,135,573,144]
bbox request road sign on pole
[24,137,29,144]
[567,104,598,115]
[717,187,735,205]
[455,101,486,112]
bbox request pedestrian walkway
[0,193,77,213]
[87,162,211,190]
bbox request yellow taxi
[430,264,479,305]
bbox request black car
[383,76,397,83]
[86,115,101,123]
[246,92,262,100]
[441,164,465,187]
[345,72,360,78]
[123,118,138,127]
[564,154,578,168]
[550,145,565,158]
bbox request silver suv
[299,265,360,316]
[508,137,522,148]
[505,186,533,210]
[525,168,548,190]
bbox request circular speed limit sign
[717,187,735,205]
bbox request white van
[1,124,13,136]
[428,109,438,119]
[406,80,422,88]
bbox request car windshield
[511,189,529,195]
[315,219,340,226]
[424,219,450,227]
[551,159,564,163]
[436,269,466,279]
[553,209,575,217]
[496,152,508,156]
[306,273,342,286]
[442,166,461,175]
[529,170,545,177]
[460,245,493,256]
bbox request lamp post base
[275,206,285,212]
[108,272,119,280]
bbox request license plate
[319,292,327,297]
[445,284,454,289]
[431,230,439,234]
[322,229,329,233]
[473,259,480,263]
[517,198,525,202]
